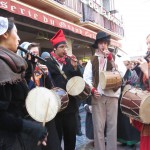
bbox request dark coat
[45,57,82,113]
[0,81,28,132]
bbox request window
[102,0,110,12]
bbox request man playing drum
[45,29,82,150]
[83,31,125,150]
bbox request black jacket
[45,57,82,113]
[0,81,28,132]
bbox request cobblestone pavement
[75,106,140,150]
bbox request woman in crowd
[131,34,150,150]
[18,42,61,150]
[0,16,47,150]
[117,59,140,148]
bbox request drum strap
[49,54,68,80]
[55,64,67,80]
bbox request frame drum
[121,85,150,124]
[26,87,61,123]
[99,71,122,90]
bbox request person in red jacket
[130,34,150,150]
[131,119,150,150]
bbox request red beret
[50,29,66,47]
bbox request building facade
[0,0,124,60]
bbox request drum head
[66,76,85,96]
[99,71,106,90]
[140,92,150,124]
[26,87,61,123]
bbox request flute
[35,62,47,76]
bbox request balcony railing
[82,4,124,36]
[54,0,82,14]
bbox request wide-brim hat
[92,31,111,48]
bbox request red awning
[0,0,122,47]
[0,0,97,39]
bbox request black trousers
[75,112,82,134]
[42,119,61,150]
[55,113,76,150]
[0,131,22,150]
[21,119,61,150]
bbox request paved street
[75,107,140,150]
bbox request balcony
[18,0,82,22]
[79,4,124,40]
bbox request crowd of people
[0,16,150,150]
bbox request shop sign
[0,0,96,39]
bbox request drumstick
[43,98,50,126]
[67,79,78,93]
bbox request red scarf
[51,51,67,65]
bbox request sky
[115,0,150,56]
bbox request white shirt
[83,54,126,98]
[55,59,63,70]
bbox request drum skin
[52,87,69,112]
[26,87,60,123]
[99,71,122,90]
[121,85,150,124]
[66,76,91,100]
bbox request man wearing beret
[45,29,82,150]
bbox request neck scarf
[96,53,106,71]
[51,51,67,65]
[0,46,28,85]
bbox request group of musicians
[0,16,150,150]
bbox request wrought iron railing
[53,0,124,36]
[82,4,124,36]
